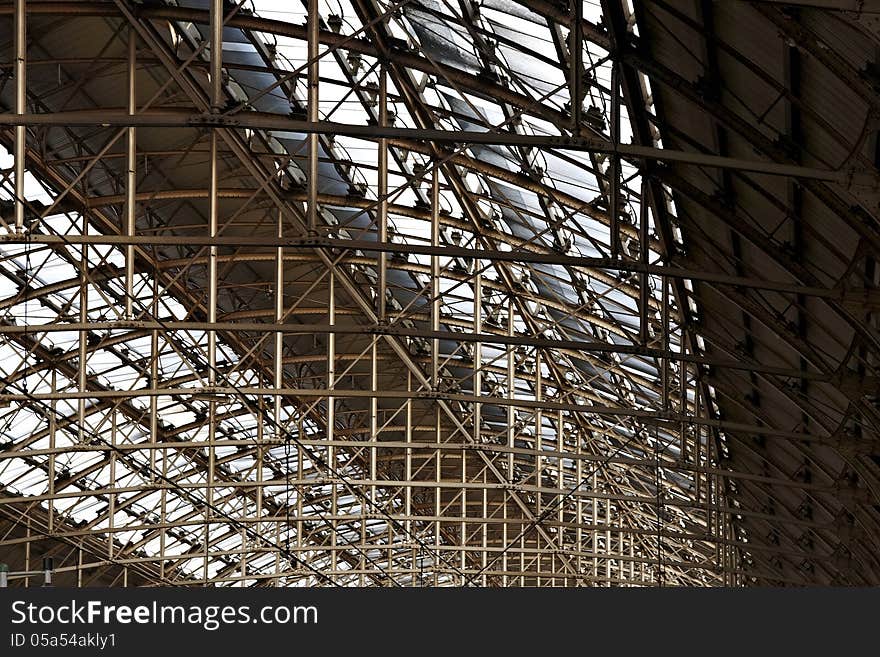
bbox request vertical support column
[378,65,388,320]
[434,405,441,585]
[296,422,304,566]
[708,430,719,577]
[273,525,282,585]
[158,273,166,582]
[125,29,137,319]
[48,369,56,534]
[681,323,689,482]
[605,497,611,586]
[307,0,319,233]
[255,395,264,558]
[24,520,30,588]
[474,260,484,582]
[13,0,26,233]
[426,154,443,553]
[537,537,542,587]
[609,64,620,258]
[501,484,508,586]
[150,277,159,478]
[405,371,413,581]
[704,420,713,547]
[240,526,247,581]
[661,276,669,412]
[575,450,582,585]
[535,353,543,517]
[206,0,223,587]
[359,490,367,586]
[655,427,664,587]
[210,0,223,111]
[628,533,634,584]
[473,256,483,586]
[327,271,337,577]
[693,416,701,511]
[506,297,514,477]
[569,0,583,130]
[473,264,482,444]
[638,179,649,346]
[370,341,378,508]
[205,128,219,584]
[556,408,564,584]
[721,510,728,586]
[108,407,116,559]
[617,527,624,587]
[430,168,440,388]
[386,523,393,586]
[77,214,88,445]
[592,471,598,583]
[481,475,487,587]
[274,210,285,547]
[460,438,466,586]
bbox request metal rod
[326,270,336,578]
[0,111,866,183]
[306,0,319,233]
[206,128,219,584]
[570,0,583,130]
[473,261,482,446]
[370,340,378,508]
[125,28,137,318]
[2,232,853,299]
[275,207,284,482]
[431,167,440,387]
[378,64,388,321]
[14,0,26,233]
[609,63,620,257]
[48,369,56,534]
[210,0,223,110]
[638,177,650,346]
[76,214,87,445]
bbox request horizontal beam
[0,233,857,300]
[1,437,862,498]
[0,318,833,381]
[0,110,873,185]
[0,384,866,446]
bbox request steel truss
[0,0,875,586]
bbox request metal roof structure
[0,0,878,586]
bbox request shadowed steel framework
[0,0,879,587]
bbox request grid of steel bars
[1,0,873,586]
